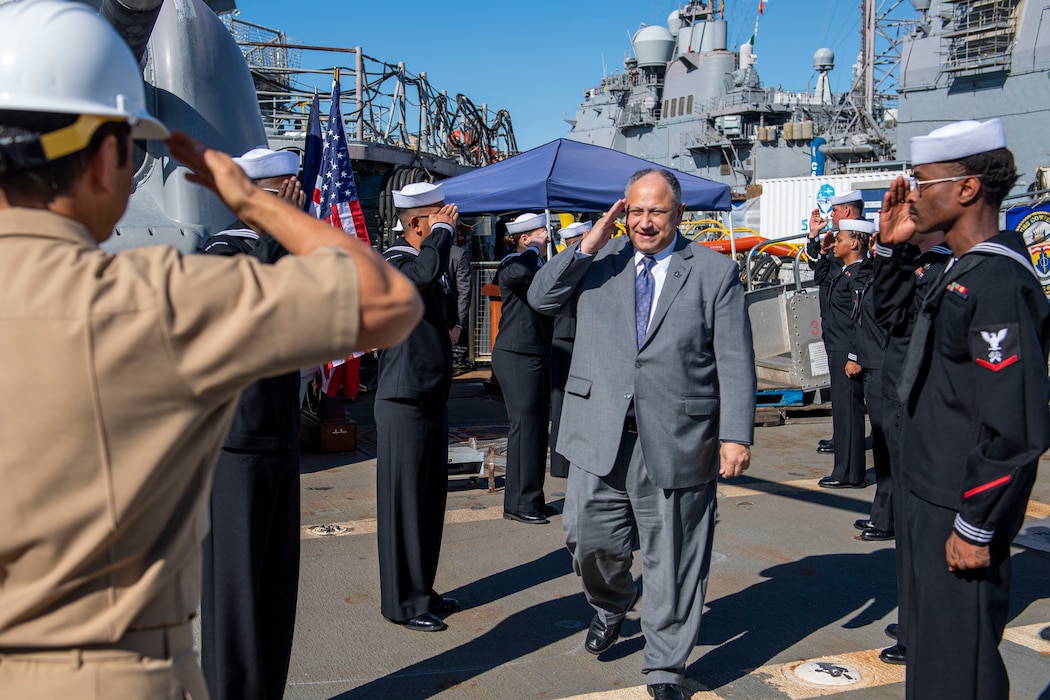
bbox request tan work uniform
[0,209,362,699]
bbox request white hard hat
[0,0,169,160]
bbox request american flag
[309,78,369,244]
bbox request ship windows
[686,95,693,115]
[669,100,677,118]
[662,100,669,119]
[678,96,686,116]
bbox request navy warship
[567,0,1050,197]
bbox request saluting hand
[808,208,827,238]
[167,130,257,213]
[278,175,306,208]
[719,442,751,478]
[879,176,917,246]
[579,199,625,255]
[430,203,459,229]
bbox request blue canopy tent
[439,138,731,214]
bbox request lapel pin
[674,271,681,278]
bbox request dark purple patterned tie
[635,256,655,348]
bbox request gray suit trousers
[564,431,716,686]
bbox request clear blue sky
[235,0,909,150]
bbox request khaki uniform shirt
[0,209,361,648]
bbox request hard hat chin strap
[39,114,128,162]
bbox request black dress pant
[492,348,551,512]
[202,449,300,700]
[902,485,1029,700]
[863,368,893,531]
[375,397,449,621]
[549,337,573,479]
[883,394,910,651]
[828,350,867,485]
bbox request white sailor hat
[393,182,444,208]
[506,212,547,235]
[233,148,299,180]
[828,190,863,206]
[837,218,877,234]
[910,118,1007,166]
[560,221,592,240]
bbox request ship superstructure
[568,0,1050,196]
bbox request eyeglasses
[906,174,982,195]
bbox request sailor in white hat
[493,212,556,523]
[558,220,592,248]
[880,118,1050,700]
[202,148,304,254]
[377,180,462,632]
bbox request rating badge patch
[971,323,1019,372]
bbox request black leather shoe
[503,510,549,524]
[818,477,867,489]
[818,438,833,447]
[539,503,560,516]
[885,623,898,640]
[430,596,460,614]
[861,527,895,541]
[647,683,685,700]
[853,518,875,531]
[584,615,621,655]
[817,441,835,454]
[879,644,906,665]
[399,613,447,632]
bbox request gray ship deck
[272,372,1050,699]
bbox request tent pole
[725,209,736,258]
[545,207,554,258]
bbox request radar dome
[813,48,835,72]
[667,10,681,37]
[911,0,931,10]
[633,24,675,67]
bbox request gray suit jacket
[528,234,756,489]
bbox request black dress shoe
[430,596,460,614]
[398,613,447,632]
[503,510,549,524]
[584,615,621,655]
[853,518,875,531]
[885,623,898,640]
[818,438,833,447]
[818,476,866,489]
[647,683,685,700]
[817,441,835,454]
[538,503,560,516]
[861,527,895,541]
[879,644,906,665]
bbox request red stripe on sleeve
[963,474,1012,499]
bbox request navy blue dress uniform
[197,147,307,700]
[492,213,554,522]
[897,232,1050,698]
[376,183,455,629]
[850,224,892,537]
[549,222,590,479]
[820,224,872,488]
[199,230,301,700]
[871,238,952,659]
[892,119,1050,699]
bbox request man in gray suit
[529,169,756,700]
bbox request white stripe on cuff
[954,514,994,545]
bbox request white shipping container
[755,170,909,241]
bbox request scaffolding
[941,0,1021,75]
[220,15,518,168]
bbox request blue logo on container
[816,184,835,215]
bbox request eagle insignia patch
[971,324,1019,372]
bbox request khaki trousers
[0,623,207,700]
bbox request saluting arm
[166,130,422,351]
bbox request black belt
[624,416,638,434]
